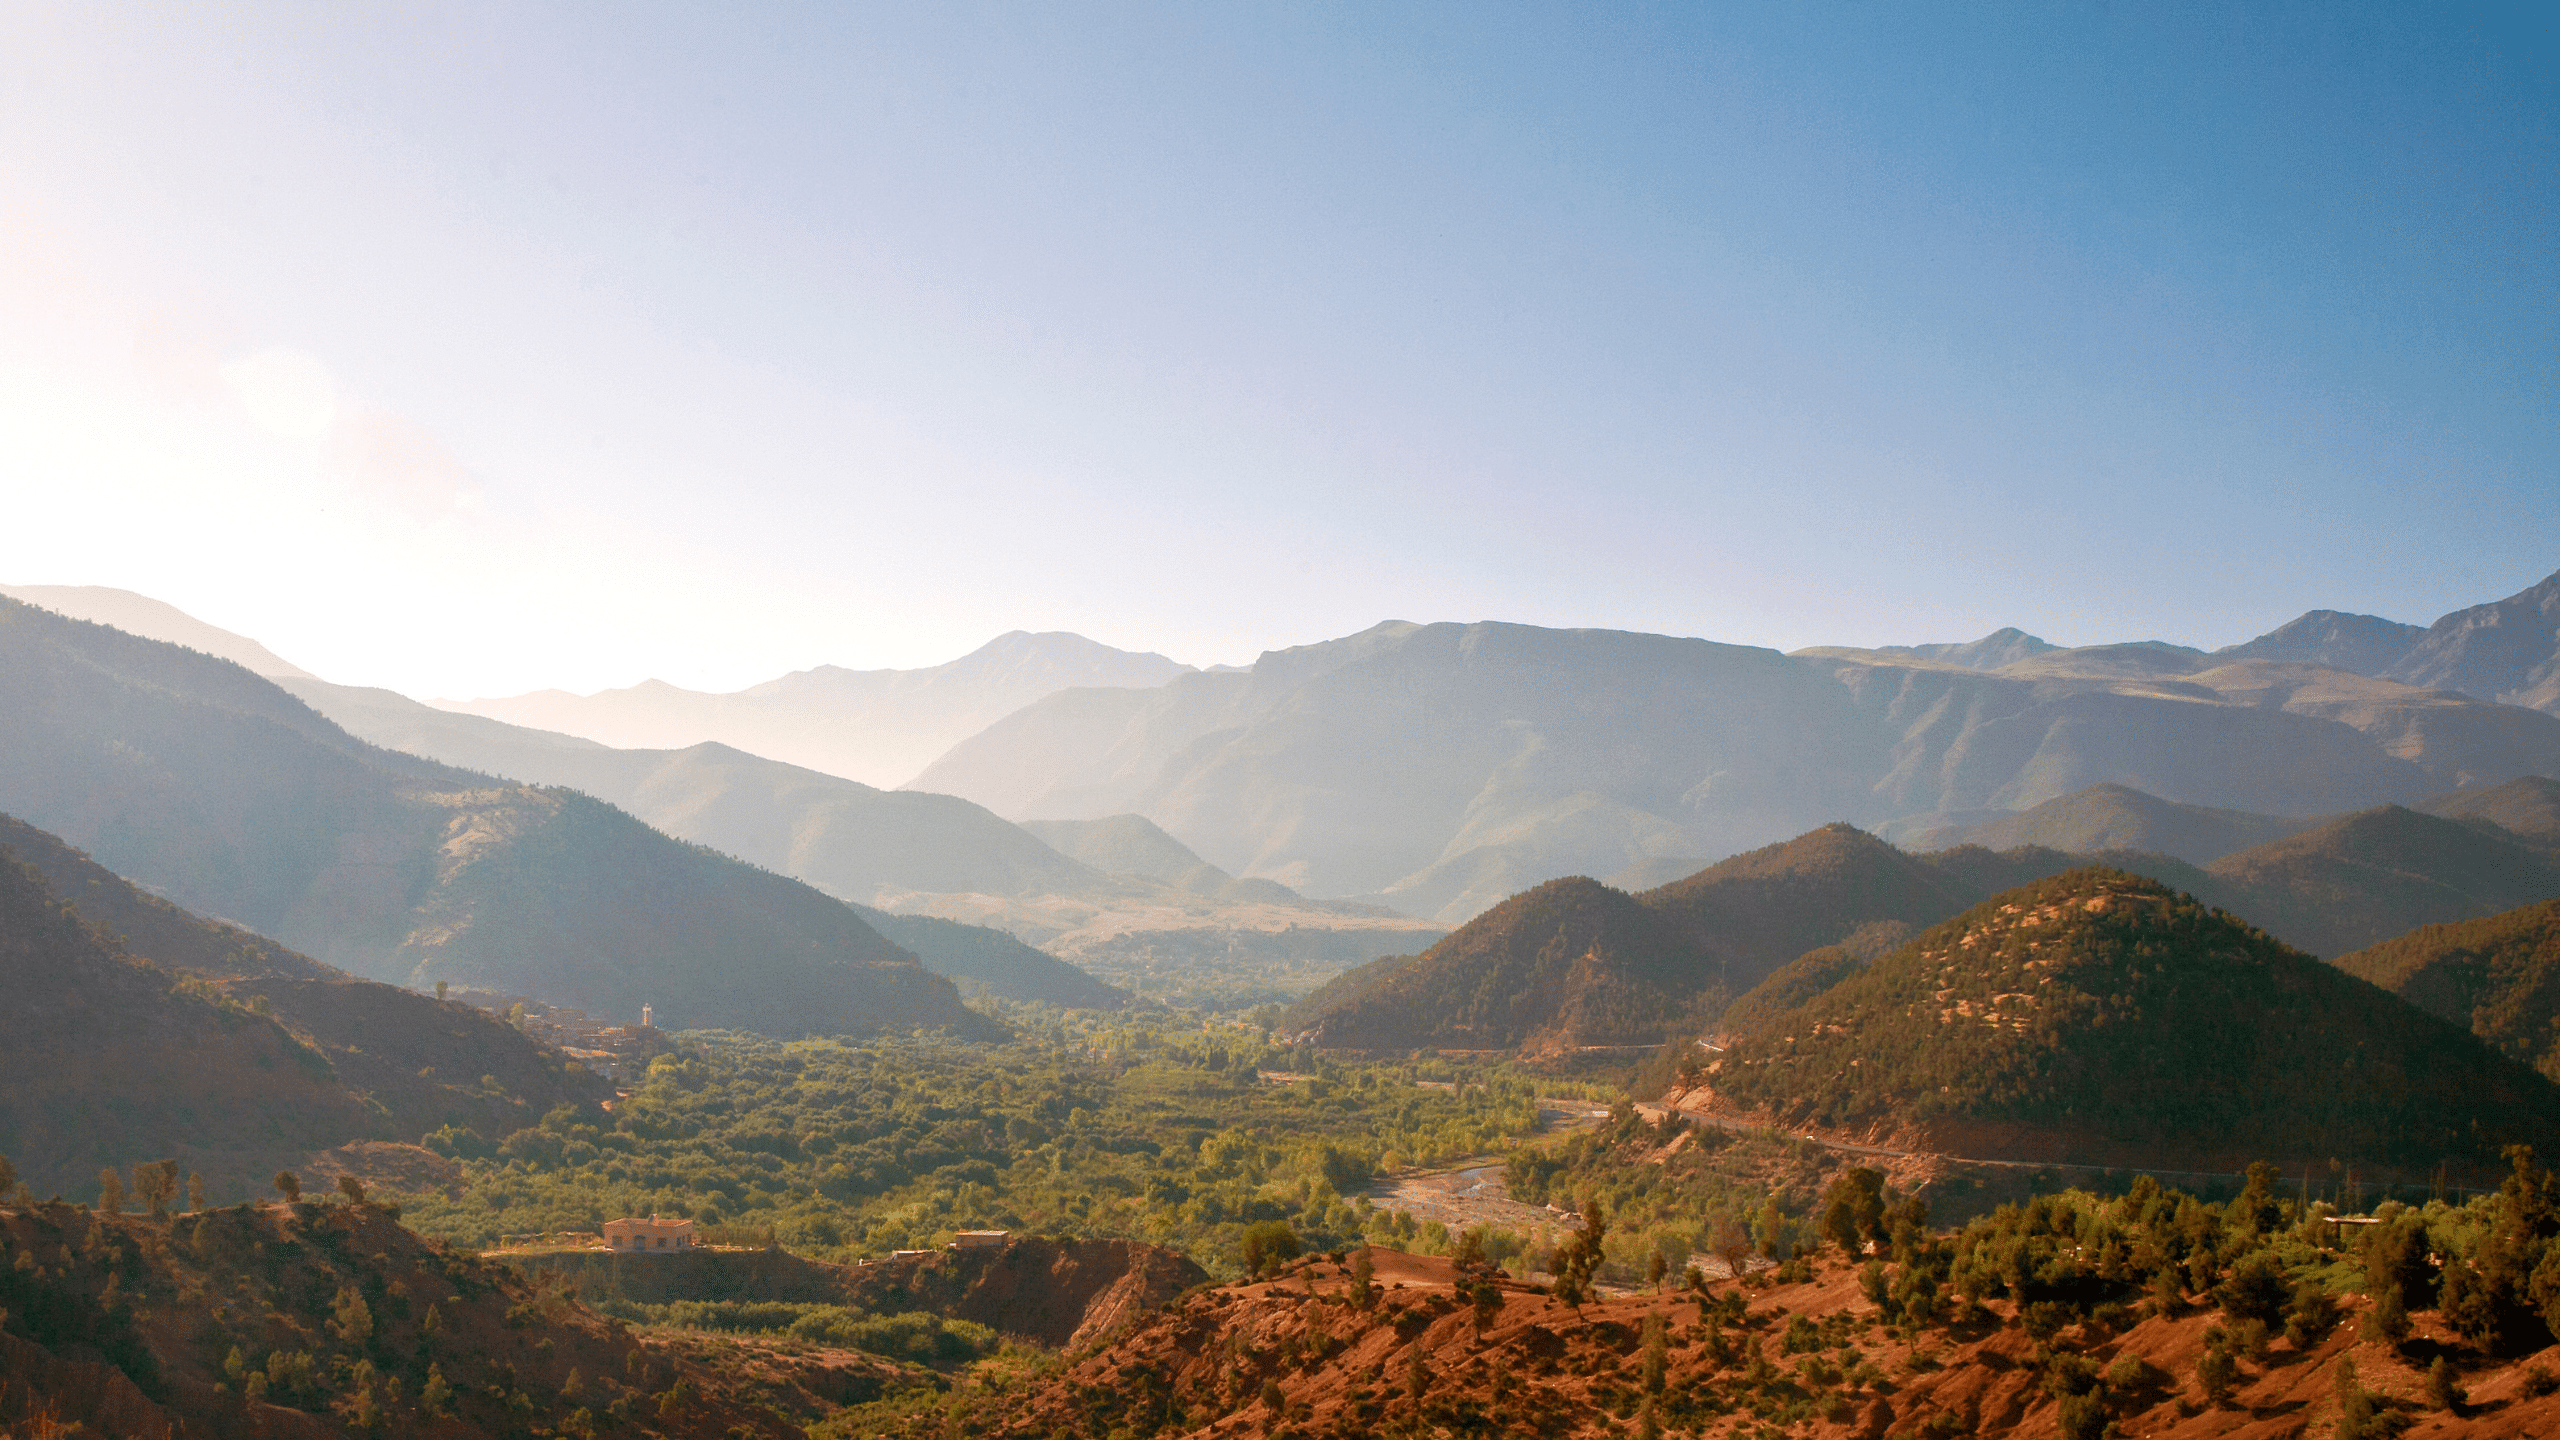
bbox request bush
[785,1308,999,1364]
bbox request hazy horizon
[3,4,2553,698]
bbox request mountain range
[0,595,987,1038]
[920,578,2560,924]
[439,629,1196,787]
[1288,779,2560,1058]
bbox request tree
[1348,1246,1376,1309]
[2362,1278,2410,1346]
[2285,1281,2339,1349]
[1640,1312,1668,1396]
[2235,1160,2283,1235]
[2216,1251,2290,1325]
[187,1172,206,1212]
[1821,1168,1887,1260]
[0,1150,16,1198]
[421,1364,453,1419]
[337,1174,368,1206]
[1647,1250,1669,1291]
[97,1167,125,1215]
[2426,1357,2465,1413]
[1452,1225,1488,1271]
[2196,1343,2239,1406]
[1754,1199,1790,1260]
[435,980,449,1001]
[1710,1217,1752,1280]
[273,1170,301,1203]
[135,1160,178,1219]
[332,1284,374,1345]
[1471,1280,1502,1334]
[1554,1197,1609,1307]
[1239,1220,1298,1277]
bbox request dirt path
[1637,1096,2268,1190]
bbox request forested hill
[2335,898,2560,1080]
[1293,825,2047,1053]
[1699,868,2560,1178]
[0,596,986,1039]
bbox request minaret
[641,1004,654,1030]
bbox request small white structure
[604,1215,696,1252]
[952,1230,1010,1251]
[640,1004,654,1029]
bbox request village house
[952,1230,1010,1251]
[603,1215,697,1252]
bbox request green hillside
[1640,824,1987,995]
[2336,898,2560,1079]
[0,812,601,1147]
[0,596,985,1039]
[1295,877,1702,1052]
[1702,868,2560,1175]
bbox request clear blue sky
[1,2,2552,695]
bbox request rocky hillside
[2386,567,2560,712]
[524,1234,1205,1353]
[2336,898,2560,1080]
[0,812,604,1170]
[816,1241,2560,1440]
[0,850,382,1200]
[0,596,984,1038]
[1700,869,2560,1176]
[0,1197,895,1439]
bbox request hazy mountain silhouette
[444,631,1195,787]
[2386,567,2560,713]
[2214,608,2428,674]
[1915,783,2322,863]
[0,595,984,1038]
[1791,626,2058,669]
[2418,774,2560,837]
[1700,868,2560,1175]
[920,617,2560,925]
[278,671,1433,979]
[0,582,317,679]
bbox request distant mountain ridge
[0,595,986,1038]
[443,630,1195,787]
[920,603,2560,924]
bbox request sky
[1,2,2553,697]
